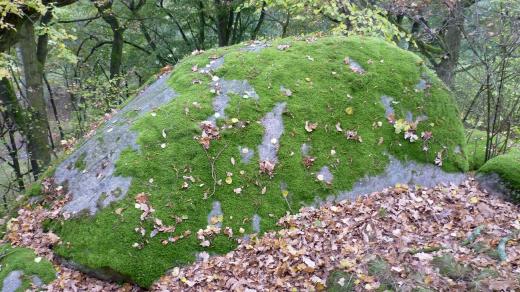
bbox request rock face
[48,36,468,287]
[53,74,176,215]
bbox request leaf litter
[4,178,520,291]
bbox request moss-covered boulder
[0,245,56,291]
[47,36,468,287]
[477,149,520,202]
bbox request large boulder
[46,36,468,287]
[477,149,520,202]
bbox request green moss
[478,149,520,202]
[74,152,87,171]
[48,36,468,287]
[367,257,396,290]
[27,183,42,197]
[326,270,355,291]
[0,245,56,291]
[432,254,472,280]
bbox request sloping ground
[153,180,520,291]
[45,36,468,287]
[5,180,519,291]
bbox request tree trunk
[214,0,233,46]
[43,74,65,140]
[93,0,126,79]
[18,20,51,178]
[0,78,26,190]
[4,114,25,192]
[110,28,124,78]
[251,1,266,40]
[433,2,464,88]
[198,1,206,49]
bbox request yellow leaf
[394,119,410,134]
[470,197,479,204]
[340,259,354,269]
[225,176,232,184]
[424,275,433,285]
[345,107,354,115]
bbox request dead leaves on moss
[153,180,520,291]
[198,121,220,149]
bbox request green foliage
[0,244,56,291]
[49,36,468,287]
[0,0,46,30]
[74,152,87,171]
[27,183,42,197]
[432,254,472,280]
[70,74,135,117]
[466,129,489,171]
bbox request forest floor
[5,179,520,291]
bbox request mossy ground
[0,245,56,291]
[479,148,520,201]
[48,36,467,287]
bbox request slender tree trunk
[6,123,25,192]
[281,12,290,38]
[0,80,25,191]
[43,74,65,140]
[18,20,51,178]
[198,1,206,49]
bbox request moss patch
[73,152,87,171]
[478,149,520,202]
[49,36,467,287]
[0,245,56,291]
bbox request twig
[202,143,228,198]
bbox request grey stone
[238,146,254,164]
[332,156,466,202]
[199,57,224,74]
[406,111,428,123]
[380,95,395,117]
[476,172,517,201]
[454,145,462,154]
[348,59,364,74]
[54,73,177,216]
[301,143,311,156]
[416,79,429,91]
[317,166,334,184]
[241,41,269,52]
[30,275,43,287]
[2,270,22,292]
[252,214,261,233]
[207,201,223,228]
[209,79,259,122]
[258,102,286,164]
